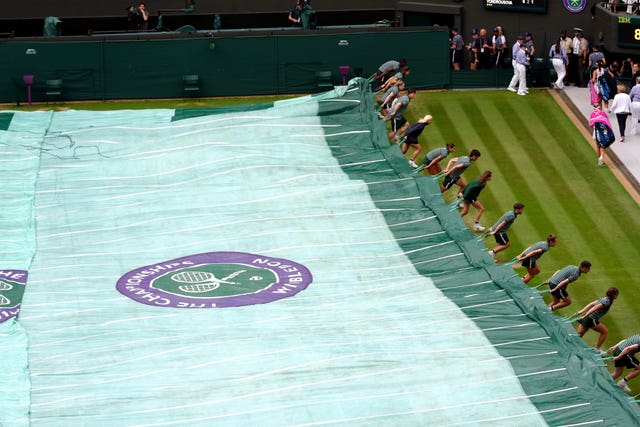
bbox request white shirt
[610,93,632,114]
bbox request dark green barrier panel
[0,29,450,103]
[0,41,103,103]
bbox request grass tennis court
[1,83,639,425]
[397,89,640,363]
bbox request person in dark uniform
[576,287,619,356]
[400,114,432,168]
[545,261,591,311]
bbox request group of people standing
[450,26,509,71]
[373,71,637,393]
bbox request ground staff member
[440,149,481,193]
[516,235,557,283]
[545,261,591,311]
[609,333,640,393]
[458,170,492,232]
[422,144,456,175]
[487,203,524,258]
[577,287,619,356]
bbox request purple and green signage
[563,0,587,13]
[0,270,28,323]
[116,252,313,308]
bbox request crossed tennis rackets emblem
[170,269,247,293]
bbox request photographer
[126,3,149,31]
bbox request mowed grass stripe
[404,90,639,356]
[425,98,506,235]
[473,95,579,265]
[493,97,626,269]
[526,96,640,282]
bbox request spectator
[473,28,492,69]
[549,37,568,89]
[508,42,529,96]
[619,57,633,79]
[560,30,573,85]
[450,27,464,71]
[588,44,605,74]
[507,35,524,92]
[629,76,640,135]
[610,84,632,142]
[492,26,507,68]
[288,0,304,27]
[572,29,589,86]
[491,26,509,68]
[523,32,535,60]
[138,3,149,30]
[469,28,479,70]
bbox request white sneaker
[598,156,604,166]
[507,87,517,93]
[393,135,400,142]
[593,347,607,356]
[473,223,485,231]
[488,250,495,259]
[408,159,418,168]
[617,379,631,393]
[517,92,526,96]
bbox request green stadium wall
[0,29,450,103]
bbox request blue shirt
[549,44,568,64]
[630,83,640,103]
[514,48,529,66]
[511,41,521,58]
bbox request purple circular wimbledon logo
[563,0,587,13]
[116,252,313,308]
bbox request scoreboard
[483,0,547,13]
[618,15,640,48]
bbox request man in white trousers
[507,35,524,93]
[549,37,568,89]
[508,41,529,96]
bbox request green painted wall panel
[0,29,449,103]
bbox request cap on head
[472,28,479,35]
[525,32,532,37]
[493,27,499,32]
[517,35,524,40]
[451,26,458,32]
